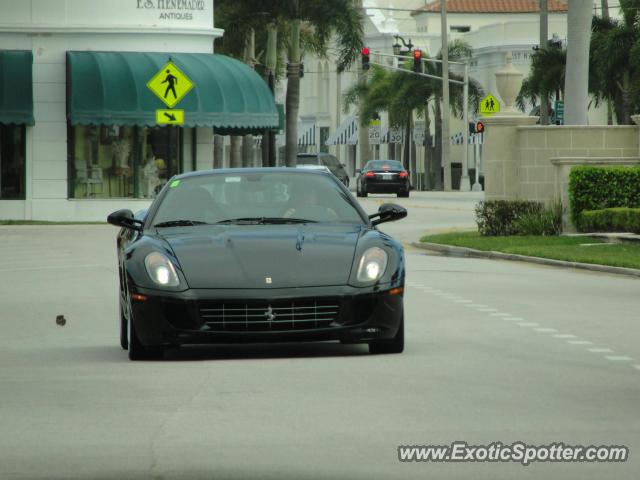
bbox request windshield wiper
[216,217,317,225]
[154,220,209,228]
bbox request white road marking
[534,328,558,333]
[633,365,640,371]
[490,312,512,317]
[503,317,524,321]
[589,348,614,353]
[605,356,634,362]
[553,334,577,339]
[516,322,540,327]
[567,340,593,345]
[477,308,498,312]
[467,304,487,308]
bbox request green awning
[67,51,278,134]
[0,50,34,126]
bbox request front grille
[198,298,342,332]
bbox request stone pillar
[483,53,538,200]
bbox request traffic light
[469,121,485,134]
[413,49,422,73]
[361,47,370,70]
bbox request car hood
[159,224,362,289]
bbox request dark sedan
[108,168,407,360]
[356,160,410,198]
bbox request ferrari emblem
[265,277,272,284]
[264,306,276,321]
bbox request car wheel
[361,186,368,198]
[398,189,409,198]
[119,296,128,350]
[369,315,404,354]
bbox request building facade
[0,0,276,221]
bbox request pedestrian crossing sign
[480,94,500,116]
[147,62,194,108]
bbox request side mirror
[107,209,143,231]
[369,203,407,226]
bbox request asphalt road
[1,191,639,479]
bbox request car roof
[173,167,332,181]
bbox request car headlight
[144,252,180,287]
[356,247,388,283]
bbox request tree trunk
[213,133,224,168]
[601,0,609,19]
[285,19,301,167]
[621,71,632,125]
[402,116,411,175]
[230,136,242,168]
[539,0,549,125]
[262,22,278,167]
[423,102,434,190]
[564,0,592,125]
[242,29,255,167]
[433,97,443,191]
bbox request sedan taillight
[365,171,375,178]
[398,171,408,178]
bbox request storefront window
[0,125,26,199]
[69,125,181,199]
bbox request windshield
[366,160,403,170]
[150,171,365,226]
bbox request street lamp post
[392,35,413,56]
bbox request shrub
[568,166,640,225]
[475,200,545,236]
[514,201,564,236]
[579,207,640,234]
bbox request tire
[398,189,409,198]
[369,315,404,354]
[119,297,128,350]
[124,282,163,361]
[356,185,363,197]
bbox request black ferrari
[108,168,407,360]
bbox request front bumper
[129,284,404,347]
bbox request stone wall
[516,126,639,204]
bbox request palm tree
[590,1,640,125]
[278,0,363,167]
[516,44,566,116]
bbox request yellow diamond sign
[480,94,500,116]
[147,62,194,108]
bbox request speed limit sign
[389,127,402,143]
[368,125,381,144]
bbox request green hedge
[476,200,544,236]
[579,208,640,234]
[568,166,640,225]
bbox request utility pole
[459,61,470,191]
[441,0,451,190]
[357,0,369,171]
[539,0,549,125]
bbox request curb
[411,242,640,279]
